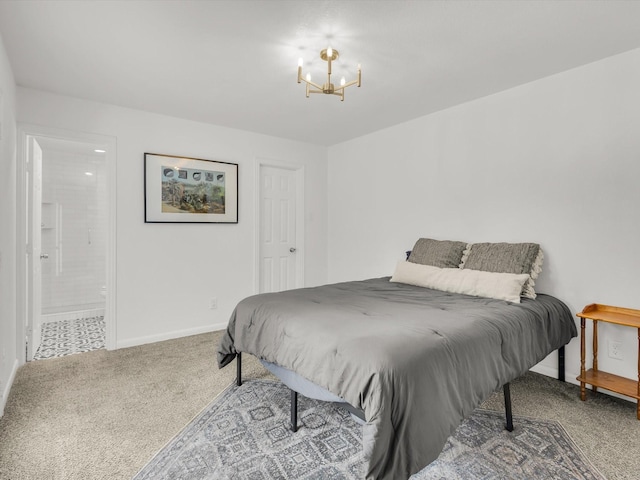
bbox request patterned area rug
[134,379,604,480]
[34,316,105,360]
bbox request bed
[217,239,577,479]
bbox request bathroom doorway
[17,126,116,363]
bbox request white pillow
[390,261,530,303]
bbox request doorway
[16,126,117,363]
[256,160,305,294]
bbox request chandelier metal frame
[297,48,361,101]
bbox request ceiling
[1,1,640,147]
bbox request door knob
[40,253,49,259]
[289,247,297,253]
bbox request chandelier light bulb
[298,58,303,67]
[340,77,346,86]
[327,46,333,58]
[306,72,311,82]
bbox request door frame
[16,124,118,363]
[254,158,305,294]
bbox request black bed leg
[503,383,514,432]
[558,346,565,382]
[290,390,298,432]
[236,353,242,387]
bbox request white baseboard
[0,359,19,418]
[530,358,580,385]
[529,362,559,379]
[116,321,228,349]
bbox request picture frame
[144,153,238,223]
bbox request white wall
[328,48,640,385]
[18,88,328,348]
[0,33,17,416]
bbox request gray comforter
[217,278,577,479]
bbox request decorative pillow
[407,238,468,269]
[461,242,543,299]
[390,261,529,303]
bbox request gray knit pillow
[408,238,468,269]
[461,242,543,299]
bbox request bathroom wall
[40,147,107,320]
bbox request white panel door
[26,136,43,360]
[260,165,297,293]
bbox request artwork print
[144,153,238,223]
[161,166,226,214]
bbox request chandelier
[297,47,361,101]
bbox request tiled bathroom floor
[33,316,105,360]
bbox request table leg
[592,320,598,394]
[637,328,640,420]
[580,318,586,401]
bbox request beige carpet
[0,331,638,479]
[0,331,271,480]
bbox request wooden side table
[576,303,640,419]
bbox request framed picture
[144,153,238,223]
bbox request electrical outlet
[608,339,623,360]
[209,297,218,310]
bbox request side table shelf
[576,303,640,419]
